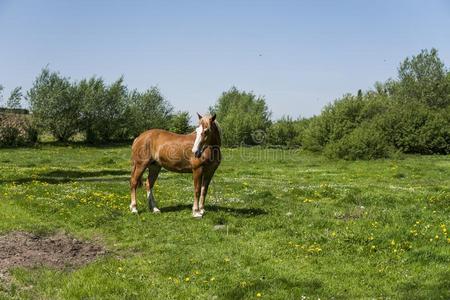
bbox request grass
[0,145,449,299]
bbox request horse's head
[192,113,217,158]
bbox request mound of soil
[0,231,105,279]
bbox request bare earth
[0,231,105,280]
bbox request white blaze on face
[192,125,203,154]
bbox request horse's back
[132,129,194,161]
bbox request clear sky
[1,0,450,119]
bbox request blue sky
[1,0,450,119]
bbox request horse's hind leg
[130,160,148,214]
[146,164,161,213]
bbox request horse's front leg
[199,174,212,216]
[192,168,203,218]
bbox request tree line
[1,48,449,159]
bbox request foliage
[125,87,173,138]
[0,113,37,147]
[169,111,193,134]
[78,77,128,142]
[27,68,82,142]
[396,48,450,108]
[379,102,450,154]
[26,70,174,143]
[323,122,392,160]
[7,86,22,109]
[302,48,450,159]
[0,84,3,105]
[266,116,310,147]
[210,87,271,146]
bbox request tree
[79,76,128,142]
[267,116,297,146]
[125,87,173,138]
[397,48,450,108]
[0,84,4,106]
[169,111,193,134]
[7,86,22,109]
[210,87,271,146]
[27,68,82,142]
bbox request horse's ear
[197,112,203,120]
[210,113,216,122]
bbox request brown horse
[130,113,221,218]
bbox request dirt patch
[0,231,105,279]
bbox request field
[0,145,449,299]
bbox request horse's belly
[157,158,192,173]
[162,165,192,173]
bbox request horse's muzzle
[194,149,202,158]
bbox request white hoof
[200,209,205,215]
[153,207,161,214]
[193,211,203,219]
[130,205,138,214]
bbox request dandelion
[256,292,262,297]
[435,235,439,240]
[185,277,190,282]
[210,277,215,281]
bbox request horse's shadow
[0,169,129,185]
[160,204,267,217]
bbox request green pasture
[0,145,449,299]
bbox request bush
[323,122,392,160]
[379,102,450,154]
[211,87,271,146]
[169,111,193,134]
[267,116,310,147]
[0,113,37,147]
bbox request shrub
[267,116,310,147]
[323,122,392,160]
[211,87,271,146]
[169,111,193,134]
[379,102,450,154]
[0,113,37,147]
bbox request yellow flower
[435,235,439,240]
[256,292,262,297]
[185,277,190,282]
[224,257,230,262]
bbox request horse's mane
[212,119,222,147]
